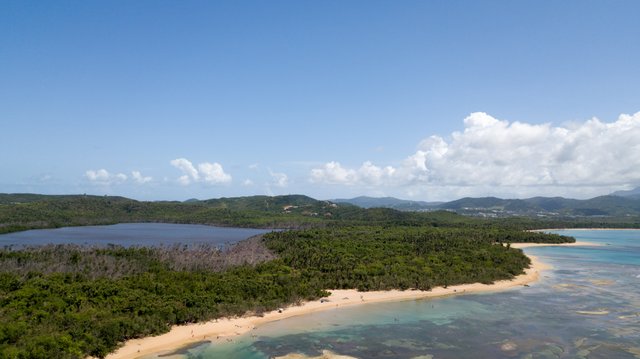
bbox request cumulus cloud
[198,162,232,184]
[310,161,395,186]
[310,111,640,198]
[85,169,127,185]
[311,162,356,185]
[170,158,232,185]
[131,171,152,184]
[269,170,289,188]
[170,158,199,185]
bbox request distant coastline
[530,228,640,232]
[107,251,558,359]
[511,241,601,248]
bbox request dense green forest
[263,227,570,291]
[0,193,585,358]
[0,246,324,358]
[0,194,327,234]
[0,224,572,358]
[1,193,639,236]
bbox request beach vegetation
[0,225,570,358]
[0,193,582,358]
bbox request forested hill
[335,194,640,219]
[0,193,131,205]
[0,193,472,234]
[610,186,640,199]
[0,193,330,233]
[2,193,639,235]
[332,196,442,210]
[198,194,335,212]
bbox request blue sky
[2,1,639,201]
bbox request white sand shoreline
[511,240,600,249]
[530,228,640,232]
[105,244,568,359]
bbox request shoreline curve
[510,240,600,249]
[106,248,559,358]
[530,228,640,232]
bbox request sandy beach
[511,240,600,249]
[106,247,559,359]
[530,228,640,232]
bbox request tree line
[0,225,573,358]
[2,194,637,236]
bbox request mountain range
[611,186,640,199]
[333,187,640,217]
[331,196,443,211]
[2,188,640,222]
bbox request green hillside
[0,194,330,234]
[439,195,640,218]
[333,194,640,219]
[332,196,441,210]
[2,193,639,236]
[0,193,468,234]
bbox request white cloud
[414,112,640,188]
[132,171,152,184]
[85,169,109,182]
[310,161,394,186]
[270,170,289,188]
[243,179,254,186]
[358,161,396,185]
[198,162,232,184]
[170,158,232,185]
[85,169,128,185]
[310,111,640,199]
[310,162,357,185]
[170,158,199,185]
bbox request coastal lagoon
[0,223,272,248]
[166,230,640,359]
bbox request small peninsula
[0,193,596,359]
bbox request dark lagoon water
[0,223,272,248]
[166,230,640,359]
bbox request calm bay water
[170,230,640,359]
[0,223,272,248]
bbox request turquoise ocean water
[158,230,640,358]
